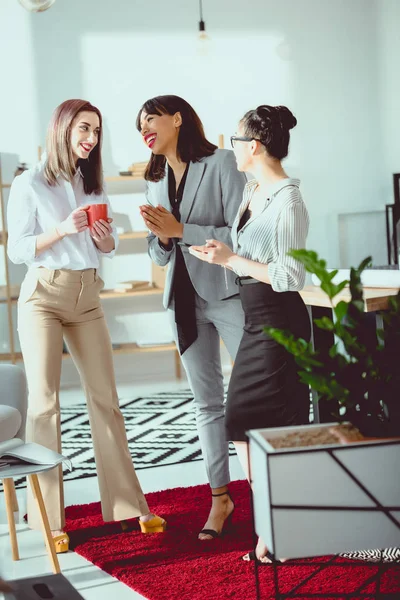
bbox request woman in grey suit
[137,95,246,540]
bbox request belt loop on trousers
[49,270,56,284]
[94,268,97,281]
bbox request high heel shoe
[139,515,167,534]
[198,490,235,540]
[52,533,70,554]
[120,515,167,533]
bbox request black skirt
[225,281,311,442]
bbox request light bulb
[18,0,56,12]
[198,30,210,42]
[197,21,211,56]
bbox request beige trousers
[18,267,149,531]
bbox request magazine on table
[0,438,71,471]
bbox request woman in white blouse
[190,105,311,563]
[7,99,166,554]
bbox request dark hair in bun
[241,105,297,160]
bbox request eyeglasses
[230,136,261,148]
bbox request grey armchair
[0,364,28,515]
[0,364,27,443]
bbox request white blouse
[7,158,118,270]
[231,178,309,292]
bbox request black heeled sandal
[198,490,235,539]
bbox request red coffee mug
[83,204,108,227]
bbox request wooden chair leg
[3,478,19,561]
[10,479,19,513]
[28,474,60,574]
[174,349,181,379]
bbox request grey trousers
[168,293,244,488]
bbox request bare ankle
[139,513,155,523]
[211,485,229,496]
[51,529,67,539]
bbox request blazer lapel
[157,171,170,209]
[180,161,205,222]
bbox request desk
[300,285,399,313]
[298,286,399,423]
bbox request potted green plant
[246,251,400,561]
[266,250,400,438]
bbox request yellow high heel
[139,515,167,534]
[52,533,70,554]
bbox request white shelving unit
[0,163,181,378]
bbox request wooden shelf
[300,285,399,313]
[0,284,164,304]
[0,351,69,362]
[0,230,146,245]
[100,286,163,299]
[1,176,143,185]
[0,231,146,244]
[0,284,20,304]
[119,231,147,240]
[3,176,144,185]
[105,175,144,182]
[0,343,177,363]
[112,342,176,354]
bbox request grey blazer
[146,149,247,309]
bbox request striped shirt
[231,178,309,292]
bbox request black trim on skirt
[225,281,311,442]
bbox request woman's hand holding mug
[56,207,89,237]
[56,204,112,242]
[83,204,113,241]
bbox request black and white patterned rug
[62,388,237,481]
[12,389,235,489]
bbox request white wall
[0,0,398,383]
[2,0,390,262]
[0,2,39,170]
[377,0,400,199]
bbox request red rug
[65,480,400,600]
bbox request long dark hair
[44,99,103,195]
[136,95,217,182]
[241,105,297,160]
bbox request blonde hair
[44,99,103,195]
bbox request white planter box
[248,422,400,560]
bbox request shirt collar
[267,177,300,197]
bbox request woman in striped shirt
[190,104,311,563]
